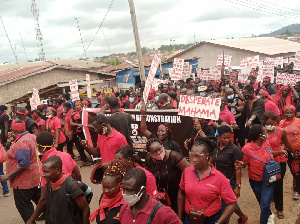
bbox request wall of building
[0,68,109,104]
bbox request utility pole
[127,0,146,82]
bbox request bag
[154,188,171,206]
[66,177,93,204]
[0,143,7,163]
[243,147,281,185]
[146,203,164,224]
[183,170,217,224]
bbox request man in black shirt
[158,93,175,109]
[16,107,38,136]
[0,105,9,146]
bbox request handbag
[243,147,281,185]
[183,170,217,224]
[0,142,7,163]
[154,188,171,206]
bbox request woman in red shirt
[279,105,300,200]
[31,110,46,133]
[46,107,66,151]
[240,124,276,224]
[63,102,75,158]
[263,111,296,219]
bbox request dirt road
[1,161,299,224]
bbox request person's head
[220,96,228,108]
[10,105,15,112]
[36,131,54,154]
[154,91,161,102]
[146,138,166,161]
[168,91,177,100]
[115,146,135,170]
[42,155,63,183]
[82,100,89,108]
[156,123,172,142]
[248,124,267,142]
[189,141,210,170]
[283,104,296,121]
[281,87,291,98]
[186,90,195,96]
[56,98,63,106]
[186,78,194,88]
[93,114,110,135]
[31,109,42,121]
[129,87,134,93]
[198,86,207,97]
[231,72,237,81]
[16,107,29,120]
[218,125,232,147]
[224,87,235,100]
[61,93,70,102]
[46,107,57,118]
[205,86,215,98]
[121,168,147,206]
[11,118,26,134]
[158,93,169,105]
[148,88,156,101]
[224,75,230,85]
[248,75,256,85]
[0,105,7,113]
[262,76,271,87]
[180,88,188,95]
[263,111,277,131]
[102,160,127,198]
[194,117,206,129]
[162,84,169,93]
[129,92,137,103]
[63,102,72,111]
[108,96,120,109]
[74,100,82,111]
[243,84,254,100]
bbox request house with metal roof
[165,37,300,69]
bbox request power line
[19,33,29,62]
[74,17,89,66]
[259,0,300,15]
[82,0,116,57]
[0,17,20,68]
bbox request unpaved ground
[1,160,299,224]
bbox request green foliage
[107,59,121,65]
[158,43,194,52]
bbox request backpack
[243,147,281,185]
[65,177,93,204]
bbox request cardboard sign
[82,108,193,158]
[30,88,40,111]
[294,51,300,71]
[238,72,248,83]
[152,78,168,90]
[276,73,300,86]
[240,55,260,68]
[178,95,221,120]
[143,55,161,103]
[69,79,80,101]
[171,58,184,80]
[86,74,91,98]
[257,61,274,82]
[198,67,221,81]
[182,62,192,80]
[216,55,232,66]
[265,57,284,67]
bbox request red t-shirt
[219,106,236,125]
[264,99,281,116]
[135,164,158,198]
[97,129,128,163]
[179,166,236,217]
[268,127,286,163]
[64,109,73,131]
[242,141,275,181]
[120,195,181,224]
[36,119,46,133]
[40,147,77,187]
[46,116,66,144]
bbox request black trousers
[273,161,286,212]
[13,186,41,222]
[73,131,89,162]
[56,141,66,152]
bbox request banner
[171,58,184,80]
[178,95,221,120]
[69,79,80,101]
[294,51,300,70]
[86,74,91,98]
[82,109,193,158]
[216,55,232,66]
[30,88,40,111]
[276,73,300,86]
[143,55,160,103]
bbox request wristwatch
[235,184,241,189]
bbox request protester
[56,98,64,119]
[120,168,182,224]
[16,107,38,136]
[0,141,9,197]
[273,86,294,119]
[114,145,158,197]
[0,105,9,146]
[258,89,281,123]
[80,114,128,163]
[46,106,66,151]
[31,109,46,133]
[135,89,158,110]
[90,160,126,224]
[279,105,300,200]
[64,102,76,158]
[27,155,90,224]
[248,75,259,90]
[145,138,190,212]
[125,92,139,109]
[61,92,73,109]
[0,118,40,222]
[261,76,277,97]
[219,96,238,129]
[158,93,175,109]
[178,140,237,224]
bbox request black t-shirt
[296,104,300,112]
[96,194,122,224]
[212,142,242,180]
[149,133,182,154]
[25,117,38,134]
[107,112,133,146]
[0,113,9,133]
[159,103,175,110]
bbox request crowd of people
[0,70,300,224]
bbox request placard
[69,79,80,101]
[257,61,274,82]
[86,74,91,98]
[265,57,284,67]
[143,55,160,103]
[30,88,40,111]
[171,58,184,80]
[240,55,260,68]
[178,95,221,120]
[216,55,232,66]
[294,51,300,70]
[276,73,300,86]
[152,78,168,90]
[182,62,192,80]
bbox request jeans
[184,209,221,224]
[221,179,239,217]
[273,162,286,212]
[0,163,9,193]
[249,178,275,224]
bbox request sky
[1,0,300,63]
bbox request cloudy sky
[1,0,300,63]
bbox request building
[165,37,300,68]
[0,59,115,105]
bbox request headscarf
[259,89,272,101]
[279,104,296,127]
[82,100,89,106]
[283,104,296,112]
[272,85,292,105]
[264,76,271,82]
[149,88,156,100]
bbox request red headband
[11,120,26,131]
[258,89,272,100]
[16,109,29,115]
[32,112,40,118]
[264,76,271,82]
[48,107,57,112]
[283,104,296,112]
[82,100,89,106]
[158,124,172,132]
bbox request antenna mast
[31,0,45,61]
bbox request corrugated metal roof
[166,37,300,62]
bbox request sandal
[277,212,285,219]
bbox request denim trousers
[249,178,275,224]
[0,162,9,193]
